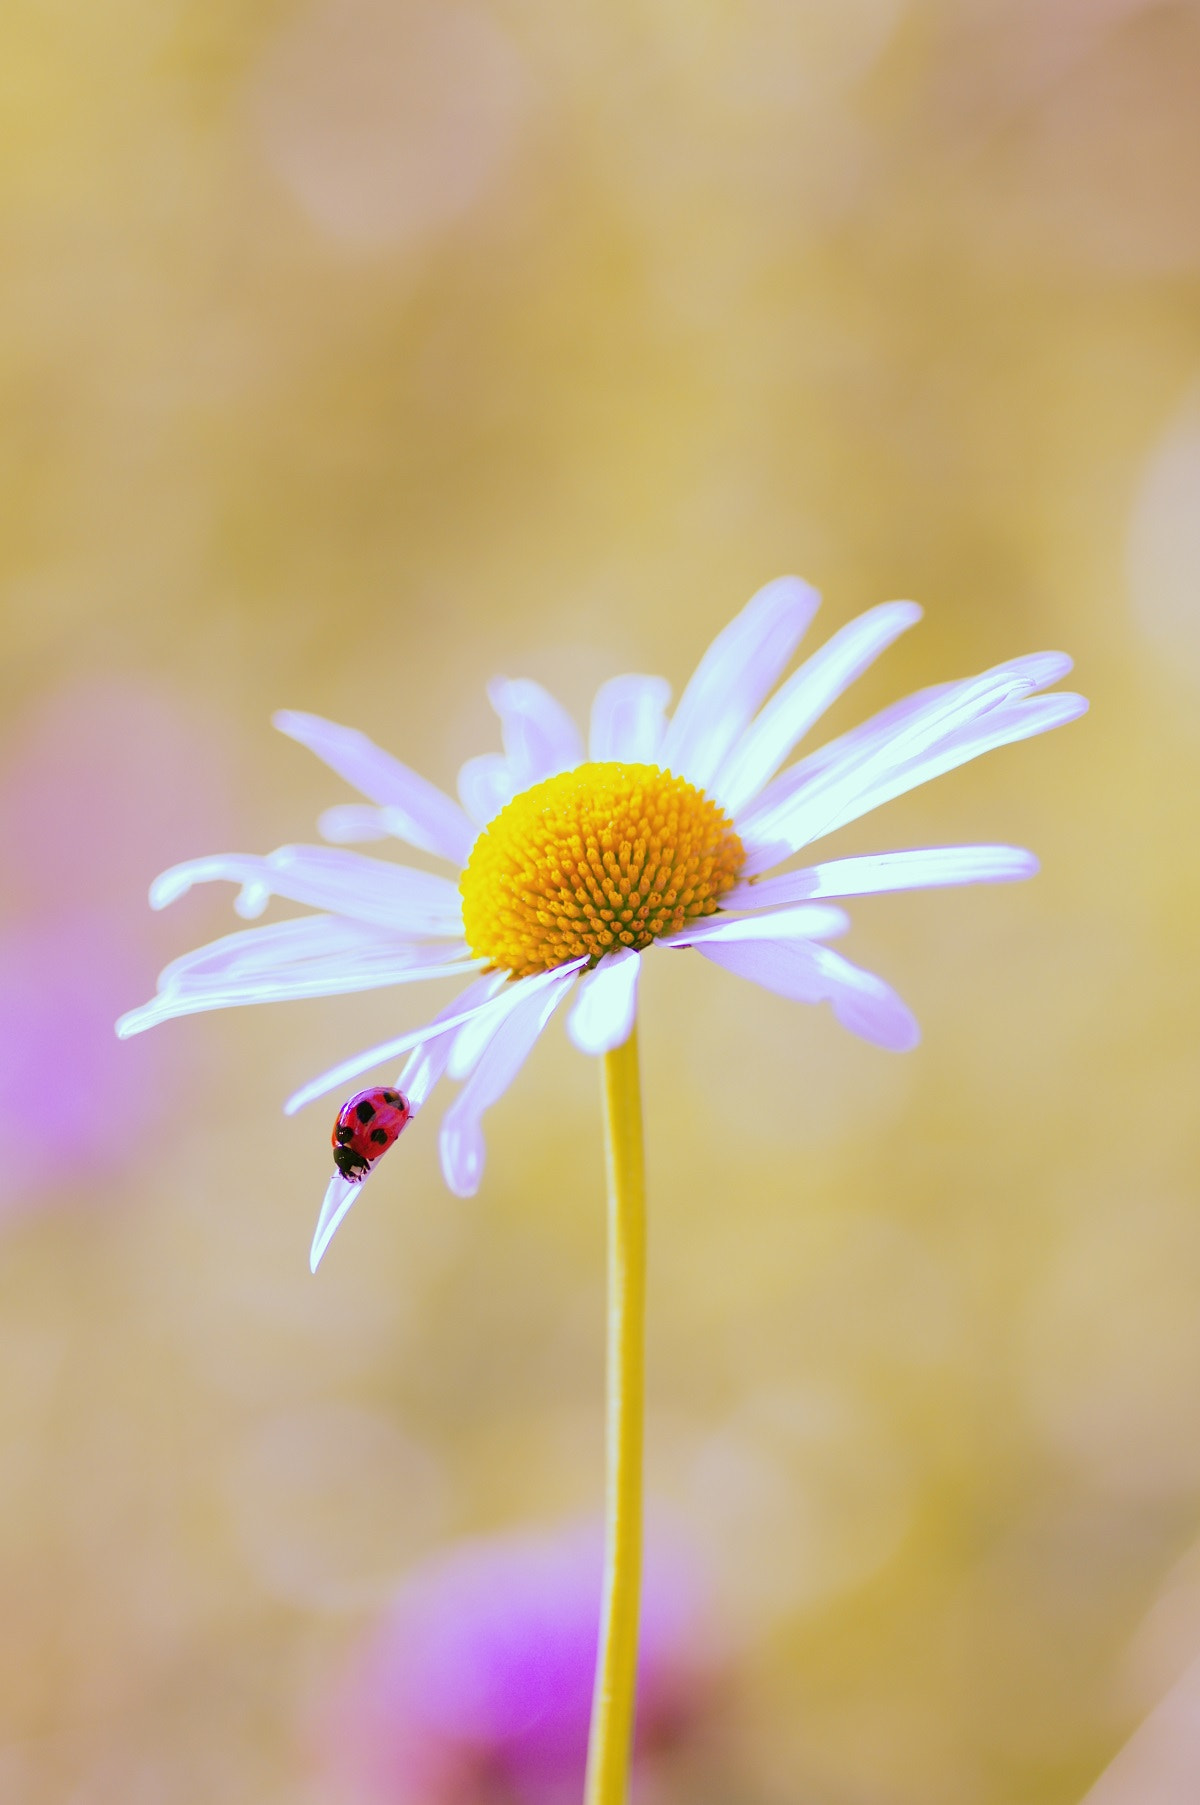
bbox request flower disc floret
[460,762,746,978]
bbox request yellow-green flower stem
[584,1025,647,1805]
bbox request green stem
[584,1025,647,1805]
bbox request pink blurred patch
[0,677,233,1217]
[252,0,529,252]
[319,1520,721,1805]
[0,676,232,915]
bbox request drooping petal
[712,601,923,815]
[697,937,920,1051]
[457,752,517,827]
[282,960,587,1115]
[487,678,584,789]
[274,711,475,866]
[723,845,1039,910]
[400,973,509,1108]
[439,970,576,1197]
[566,948,641,1054]
[447,970,551,1079]
[149,846,464,934]
[310,1172,366,1273]
[665,904,851,945]
[659,576,820,790]
[588,676,672,763]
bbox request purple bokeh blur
[320,1520,721,1805]
[0,677,231,1216]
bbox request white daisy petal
[447,971,549,1079]
[724,845,1039,910]
[588,676,672,763]
[117,934,476,1038]
[457,752,517,827]
[740,648,1075,842]
[659,576,821,790]
[697,937,920,1051]
[150,846,464,935]
[487,678,584,789]
[666,904,850,946]
[400,973,509,1109]
[155,913,383,982]
[809,692,1089,846]
[439,970,576,1197]
[310,1172,367,1273]
[318,804,404,844]
[712,601,923,815]
[567,948,641,1055]
[738,676,1083,876]
[282,960,586,1115]
[274,710,475,866]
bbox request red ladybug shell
[332,1086,411,1183]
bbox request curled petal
[274,710,475,866]
[149,845,464,935]
[660,576,820,790]
[567,948,641,1054]
[457,752,517,827]
[588,675,672,763]
[439,970,576,1197]
[487,678,584,789]
[698,936,920,1051]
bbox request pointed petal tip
[309,1172,362,1271]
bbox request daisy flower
[117,573,1085,1805]
[117,576,1085,1270]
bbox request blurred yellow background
[2,2,1199,1800]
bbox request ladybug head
[333,1144,370,1182]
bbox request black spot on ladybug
[335,1122,354,1144]
[370,1127,388,1145]
[356,1099,376,1123]
[383,1091,400,1105]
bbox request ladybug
[331,1086,411,1183]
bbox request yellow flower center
[460,762,745,979]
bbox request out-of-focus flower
[117,578,1086,1265]
[319,1522,717,1805]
